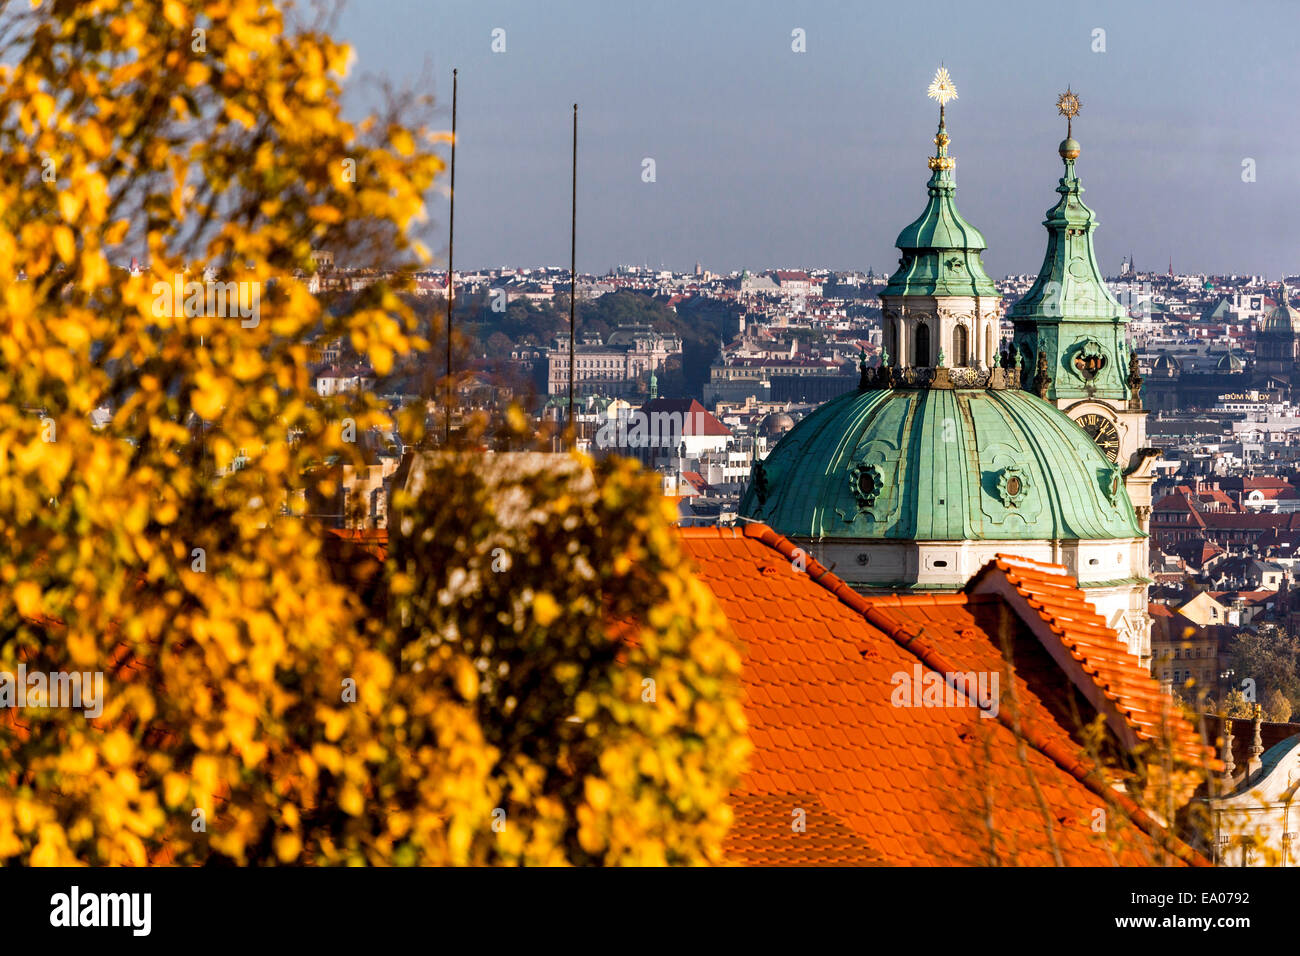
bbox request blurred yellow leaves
[532,592,560,626]
[13,581,41,618]
[389,453,748,865]
[0,0,743,870]
[453,659,479,702]
[52,226,74,263]
[162,1,188,30]
[390,128,415,157]
[190,370,227,421]
[275,832,301,863]
[339,785,364,818]
[0,0,448,867]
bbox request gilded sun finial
[1057,87,1081,138]
[927,67,958,108]
[926,67,958,172]
[1056,88,1081,118]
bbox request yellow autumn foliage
[0,0,746,866]
[389,450,748,865]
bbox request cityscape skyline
[337,0,1300,279]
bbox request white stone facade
[1207,734,1300,867]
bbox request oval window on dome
[857,471,876,500]
[1005,475,1022,497]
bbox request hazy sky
[335,0,1300,278]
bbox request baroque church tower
[1007,91,1157,659]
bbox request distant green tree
[1228,626,1300,712]
[1216,689,1257,718]
[1263,687,1293,723]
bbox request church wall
[802,535,1152,664]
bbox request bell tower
[1009,90,1157,666]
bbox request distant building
[706,355,850,404]
[600,397,731,471]
[546,327,680,398]
[1149,602,1219,695]
[1256,285,1300,379]
[1175,591,1232,628]
[315,365,376,396]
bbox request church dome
[1261,295,1300,334]
[1216,350,1246,372]
[759,411,796,438]
[882,108,998,300]
[741,385,1141,542]
[1153,352,1182,374]
[892,188,989,252]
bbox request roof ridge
[677,525,742,539]
[992,552,1071,574]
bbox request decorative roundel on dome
[849,462,883,508]
[1100,466,1122,505]
[996,465,1031,509]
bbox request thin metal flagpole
[568,102,577,449]
[445,67,457,444]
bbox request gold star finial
[927,67,958,108]
[1057,87,1081,137]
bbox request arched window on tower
[914,323,930,367]
[952,324,969,367]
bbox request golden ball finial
[1056,88,1082,159]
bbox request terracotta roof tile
[679,524,1210,866]
[966,554,1217,769]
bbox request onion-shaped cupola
[880,68,1001,371]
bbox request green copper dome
[1261,288,1300,333]
[892,178,989,252]
[741,385,1142,542]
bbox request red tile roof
[679,471,710,496]
[967,555,1211,766]
[638,398,732,437]
[680,524,1213,866]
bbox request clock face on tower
[1075,412,1120,463]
